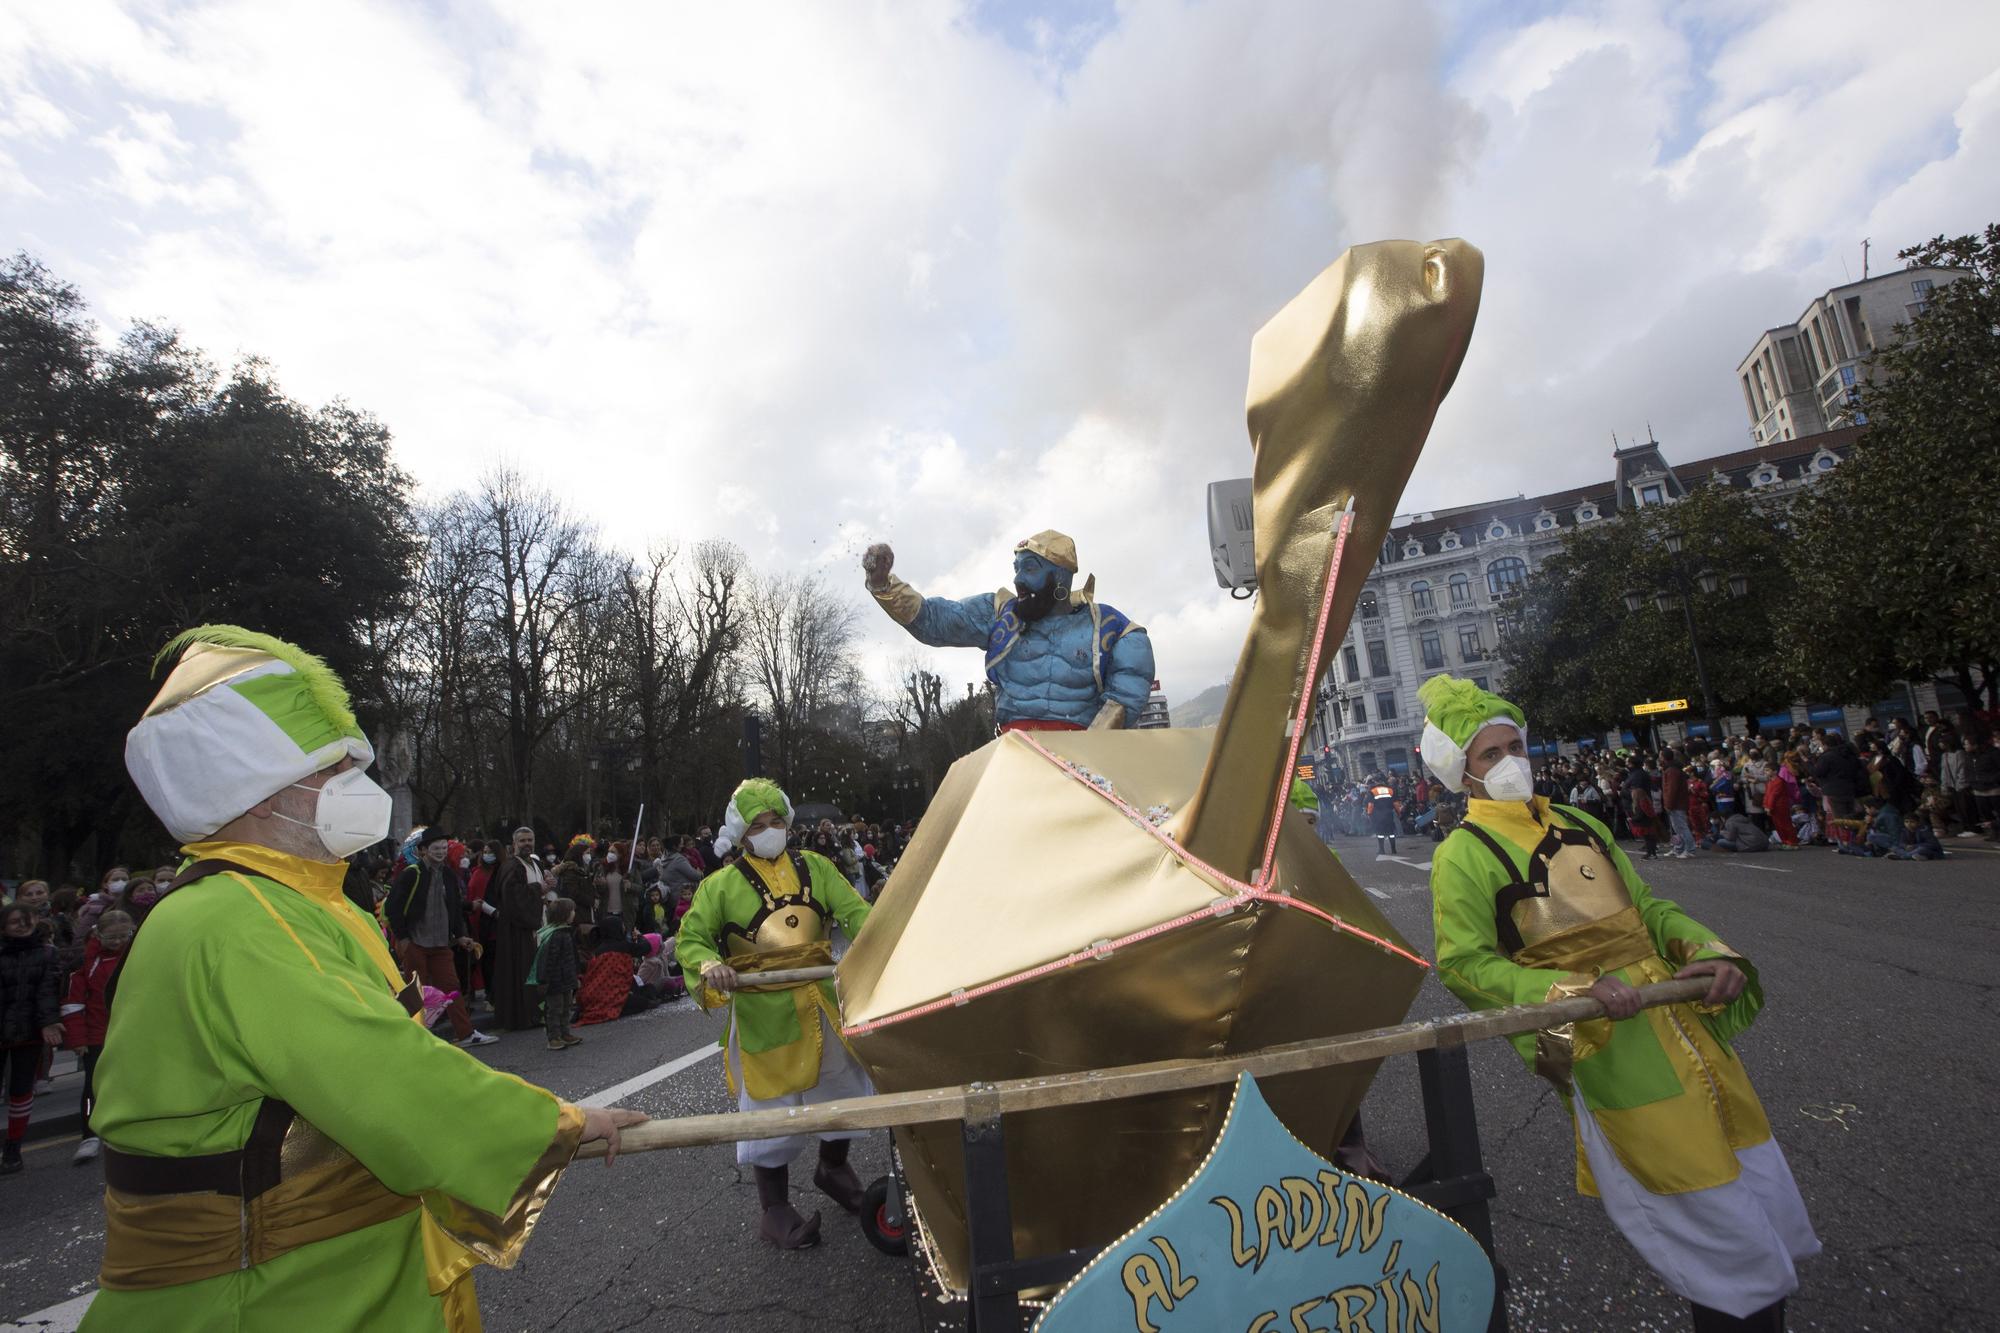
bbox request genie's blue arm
[904,590,998,649]
[1104,626,1156,716]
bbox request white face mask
[274,768,394,860]
[1472,754,1535,803]
[482,853,496,864]
[458,856,471,869]
[746,827,789,859]
[107,878,129,894]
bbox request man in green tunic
[1418,674,1817,1331]
[89,626,644,1333]
[676,779,872,1249]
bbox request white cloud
[2,0,1996,709]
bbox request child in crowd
[533,899,581,1051]
[62,909,135,1165]
[1894,817,1946,861]
[1,903,62,1174]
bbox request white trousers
[729,1008,875,1168]
[1574,1096,1821,1317]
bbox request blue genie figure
[862,530,1155,732]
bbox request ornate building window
[1486,557,1527,599]
[1359,591,1380,619]
[1420,630,1444,670]
[1448,573,1472,607]
[1410,580,1434,614]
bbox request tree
[0,255,417,876]
[1779,225,2000,712]
[462,467,606,824]
[743,570,862,787]
[1495,485,1793,742]
[889,658,994,793]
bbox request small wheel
[860,1174,908,1256]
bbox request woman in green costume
[88,626,644,1333]
[1418,675,1817,1333]
[676,778,872,1250]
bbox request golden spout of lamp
[837,239,1483,1294]
[1171,239,1485,878]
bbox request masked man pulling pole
[676,779,874,1250]
[90,626,643,1332]
[1419,674,1818,1332]
[862,531,1154,731]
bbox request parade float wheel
[860,1175,908,1255]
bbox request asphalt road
[2,833,1993,1331]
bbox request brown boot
[812,1138,866,1214]
[753,1165,822,1249]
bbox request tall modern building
[1307,429,1865,782]
[1735,264,1961,444]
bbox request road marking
[1364,887,1390,900]
[1723,861,1793,874]
[578,1040,724,1108]
[2,1038,728,1331]
[1373,854,1433,870]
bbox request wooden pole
[577,976,1715,1158]
[724,965,837,988]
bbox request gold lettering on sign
[1288,1294,1330,1333]
[1153,1237,1197,1303]
[1253,1185,1289,1271]
[1315,1170,1345,1246]
[1325,1284,1377,1333]
[1281,1176,1325,1251]
[1212,1195,1258,1267]
[1245,1315,1280,1333]
[1122,1251,1171,1333]
[1401,1262,1443,1333]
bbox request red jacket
[62,937,126,1049]
[1661,766,1688,812]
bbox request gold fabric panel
[1512,907,1657,976]
[1509,836,1635,949]
[868,575,925,626]
[99,1139,420,1291]
[422,1101,587,1271]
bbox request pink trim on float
[840,712,1427,1039]
[1256,501,1354,890]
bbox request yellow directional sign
[1632,698,1690,717]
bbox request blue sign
[1036,1074,1493,1333]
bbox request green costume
[1429,797,1766,1194]
[94,628,587,1333]
[1421,675,1817,1319]
[676,848,871,1100]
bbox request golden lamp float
[837,239,1485,1291]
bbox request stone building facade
[1308,427,1873,781]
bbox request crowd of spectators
[1315,707,2000,862]
[0,805,912,1165]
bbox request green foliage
[1777,226,2000,710]
[1495,485,1793,739]
[0,254,417,876]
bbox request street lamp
[1624,531,1749,751]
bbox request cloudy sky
[4,0,1997,702]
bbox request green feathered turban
[1417,674,1526,793]
[716,778,795,855]
[125,625,375,844]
